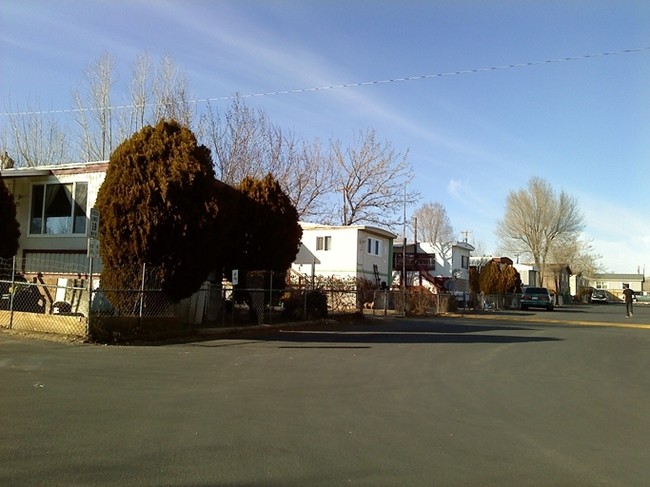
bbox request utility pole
[414,217,422,286]
[402,185,407,314]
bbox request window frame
[316,235,332,251]
[367,237,381,256]
[29,181,89,236]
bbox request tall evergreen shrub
[95,120,219,303]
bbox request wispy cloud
[577,191,650,273]
[147,2,527,174]
[447,179,500,216]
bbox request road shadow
[469,306,589,317]
[198,319,561,346]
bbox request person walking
[622,285,635,318]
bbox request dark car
[590,289,608,304]
[520,287,554,311]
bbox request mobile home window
[30,182,88,235]
[367,238,381,256]
[316,236,331,251]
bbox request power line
[2,46,649,117]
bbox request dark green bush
[0,176,20,259]
[282,290,328,320]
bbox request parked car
[520,287,554,311]
[590,289,608,304]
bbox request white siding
[292,223,395,284]
[12,170,105,254]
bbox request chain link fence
[459,292,521,311]
[2,258,102,337]
[1,256,89,337]
[2,256,487,342]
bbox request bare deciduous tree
[549,235,602,277]
[470,239,489,257]
[413,202,455,244]
[204,99,428,227]
[1,99,69,166]
[413,201,456,264]
[278,139,335,221]
[198,97,334,220]
[199,98,267,184]
[117,52,153,139]
[73,52,116,161]
[330,128,415,229]
[497,177,584,286]
[72,52,192,162]
[152,54,193,127]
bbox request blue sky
[2,1,649,274]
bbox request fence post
[86,256,93,338]
[8,256,16,329]
[269,271,273,325]
[139,263,146,318]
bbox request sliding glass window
[30,182,88,235]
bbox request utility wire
[2,46,649,117]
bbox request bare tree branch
[2,98,69,166]
[413,202,455,244]
[116,52,153,140]
[197,97,335,220]
[152,54,194,127]
[330,128,416,229]
[73,52,116,161]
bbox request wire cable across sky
[3,46,649,117]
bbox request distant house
[394,240,474,292]
[291,222,396,287]
[586,273,646,300]
[514,261,572,302]
[393,242,437,288]
[1,161,108,274]
[569,273,591,298]
[513,263,540,287]
[544,264,573,303]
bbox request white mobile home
[292,222,396,286]
[587,273,645,300]
[394,241,474,292]
[2,161,108,273]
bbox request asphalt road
[1,304,650,486]
[480,301,649,326]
